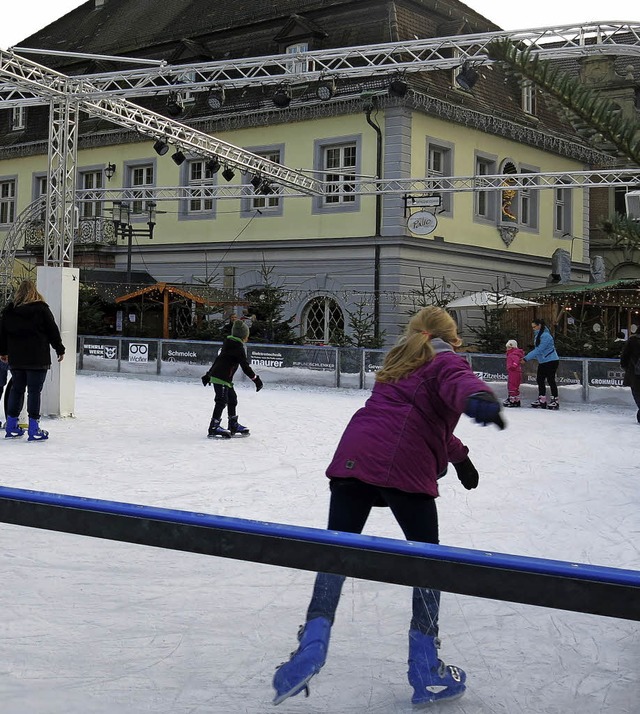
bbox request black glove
[201,374,210,387]
[453,456,479,490]
[253,375,263,392]
[464,392,505,430]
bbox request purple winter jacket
[326,339,494,497]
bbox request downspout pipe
[365,103,383,340]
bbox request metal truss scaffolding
[0,21,640,266]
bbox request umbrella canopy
[447,291,540,309]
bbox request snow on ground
[0,373,639,714]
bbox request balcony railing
[22,217,117,249]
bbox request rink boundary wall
[76,336,632,406]
[1,486,639,622]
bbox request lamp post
[111,201,156,285]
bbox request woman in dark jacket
[0,279,65,441]
[620,331,640,423]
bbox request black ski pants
[306,477,441,636]
[536,360,559,398]
[211,383,238,421]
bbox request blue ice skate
[273,617,331,705]
[28,417,48,441]
[408,631,466,707]
[5,416,25,438]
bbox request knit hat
[231,320,250,340]
[505,339,518,349]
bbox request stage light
[207,87,225,110]
[388,77,408,97]
[222,166,235,181]
[171,150,186,166]
[166,92,183,116]
[316,79,336,101]
[205,158,221,175]
[272,86,292,108]
[153,139,169,156]
[455,63,479,91]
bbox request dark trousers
[306,478,441,636]
[630,387,640,423]
[536,360,559,398]
[7,369,48,420]
[211,383,238,421]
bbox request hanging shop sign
[407,210,437,236]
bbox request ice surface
[0,373,638,713]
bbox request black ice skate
[207,418,231,439]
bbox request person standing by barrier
[620,330,640,423]
[0,279,65,441]
[272,306,505,707]
[523,319,560,410]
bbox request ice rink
[0,373,638,714]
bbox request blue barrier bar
[0,485,638,620]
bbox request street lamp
[112,201,156,285]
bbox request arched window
[303,297,344,344]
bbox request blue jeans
[306,478,441,636]
[7,368,48,420]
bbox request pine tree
[77,284,108,335]
[245,262,302,344]
[343,298,385,348]
[468,305,511,354]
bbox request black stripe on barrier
[0,488,638,621]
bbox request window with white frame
[0,179,16,224]
[129,164,154,214]
[323,143,356,205]
[518,170,539,230]
[286,42,310,73]
[79,170,104,218]
[11,106,26,131]
[181,71,197,105]
[474,156,497,220]
[35,175,47,220]
[522,81,536,115]
[427,140,453,213]
[187,160,214,214]
[250,150,281,211]
[554,184,572,234]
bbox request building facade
[1,0,624,345]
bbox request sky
[0,1,638,49]
[0,372,639,713]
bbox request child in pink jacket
[504,339,525,407]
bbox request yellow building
[0,0,612,345]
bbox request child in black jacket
[202,319,263,438]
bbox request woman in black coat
[0,279,65,441]
[620,331,640,423]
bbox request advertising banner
[82,339,119,372]
[248,345,336,372]
[121,340,158,374]
[588,360,626,388]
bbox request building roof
[0,0,595,162]
[521,278,640,306]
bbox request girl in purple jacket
[273,307,505,707]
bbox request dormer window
[522,81,536,115]
[286,42,310,73]
[11,106,26,131]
